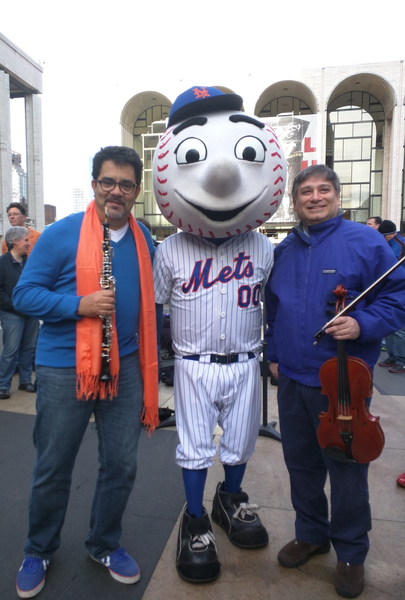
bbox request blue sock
[182,468,208,518]
[223,463,247,494]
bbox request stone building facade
[120,61,405,239]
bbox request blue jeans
[386,324,405,366]
[0,311,38,390]
[24,352,143,560]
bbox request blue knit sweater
[13,212,156,367]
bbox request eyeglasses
[96,178,138,194]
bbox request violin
[317,284,385,463]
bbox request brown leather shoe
[334,561,364,598]
[277,538,330,568]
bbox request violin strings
[338,343,351,438]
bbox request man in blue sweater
[13,146,159,598]
[266,165,405,598]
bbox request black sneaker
[212,481,269,548]
[18,383,36,393]
[0,389,10,400]
[378,357,396,367]
[176,504,220,582]
[388,363,405,374]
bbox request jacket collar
[293,210,344,245]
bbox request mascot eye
[235,136,266,163]
[175,138,207,164]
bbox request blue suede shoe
[91,547,140,584]
[16,557,49,598]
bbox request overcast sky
[2,0,404,219]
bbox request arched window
[134,105,170,225]
[327,92,384,222]
[258,96,311,118]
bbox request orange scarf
[76,200,159,433]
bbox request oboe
[100,207,116,383]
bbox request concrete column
[0,70,12,238]
[121,126,133,149]
[25,93,45,231]
[385,107,405,227]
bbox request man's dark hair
[369,216,382,225]
[92,146,143,186]
[6,202,27,216]
[292,165,341,199]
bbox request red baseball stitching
[158,137,171,149]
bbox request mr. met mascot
[153,86,286,582]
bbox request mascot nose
[201,158,242,197]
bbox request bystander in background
[366,216,382,230]
[0,226,38,399]
[1,203,41,256]
[377,220,405,374]
[377,219,405,488]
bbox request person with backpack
[377,220,405,374]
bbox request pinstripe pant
[174,355,261,470]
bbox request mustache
[105,198,125,206]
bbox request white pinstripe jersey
[153,231,274,356]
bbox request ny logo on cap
[193,87,210,100]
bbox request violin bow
[314,255,405,345]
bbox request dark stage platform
[0,414,183,600]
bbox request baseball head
[153,86,286,238]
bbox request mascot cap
[168,86,243,127]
